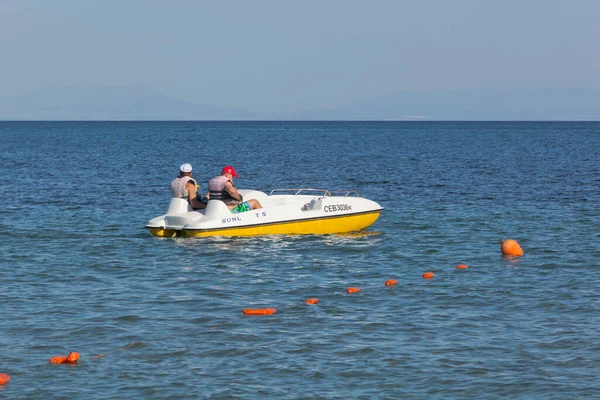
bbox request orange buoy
[422,272,435,279]
[456,264,469,269]
[243,308,276,315]
[49,355,67,364]
[499,239,524,257]
[0,373,10,385]
[305,298,319,305]
[49,351,80,365]
[66,352,80,364]
[385,279,398,286]
[346,287,361,294]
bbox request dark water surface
[1,121,599,399]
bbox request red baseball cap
[222,165,238,178]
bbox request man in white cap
[170,163,206,209]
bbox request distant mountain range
[0,86,252,120]
[0,86,599,120]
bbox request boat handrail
[269,188,360,197]
[327,190,360,198]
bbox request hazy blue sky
[2,0,599,111]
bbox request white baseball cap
[180,163,192,173]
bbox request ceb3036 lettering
[324,204,352,212]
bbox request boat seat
[166,198,193,214]
[203,200,232,218]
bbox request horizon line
[1,119,600,123]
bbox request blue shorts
[231,201,252,214]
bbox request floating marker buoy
[499,239,524,257]
[346,287,361,294]
[0,373,10,385]
[49,355,68,364]
[423,272,435,279]
[305,298,319,305]
[243,308,276,315]
[385,279,398,286]
[66,352,80,364]
[456,264,469,269]
[49,351,80,364]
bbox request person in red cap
[207,165,262,213]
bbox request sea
[1,121,599,399]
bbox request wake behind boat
[146,188,383,237]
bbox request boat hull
[147,189,383,238]
[178,210,381,237]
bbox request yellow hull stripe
[149,211,381,238]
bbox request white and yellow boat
[146,189,383,237]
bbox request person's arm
[224,181,243,203]
[189,196,206,209]
[186,181,206,209]
[185,180,197,199]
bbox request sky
[1,0,599,112]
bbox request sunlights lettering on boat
[146,188,383,237]
[221,216,243,224]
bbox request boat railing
[269,188,360,197]
[327,190,360,197]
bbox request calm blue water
[1,121,599,399]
